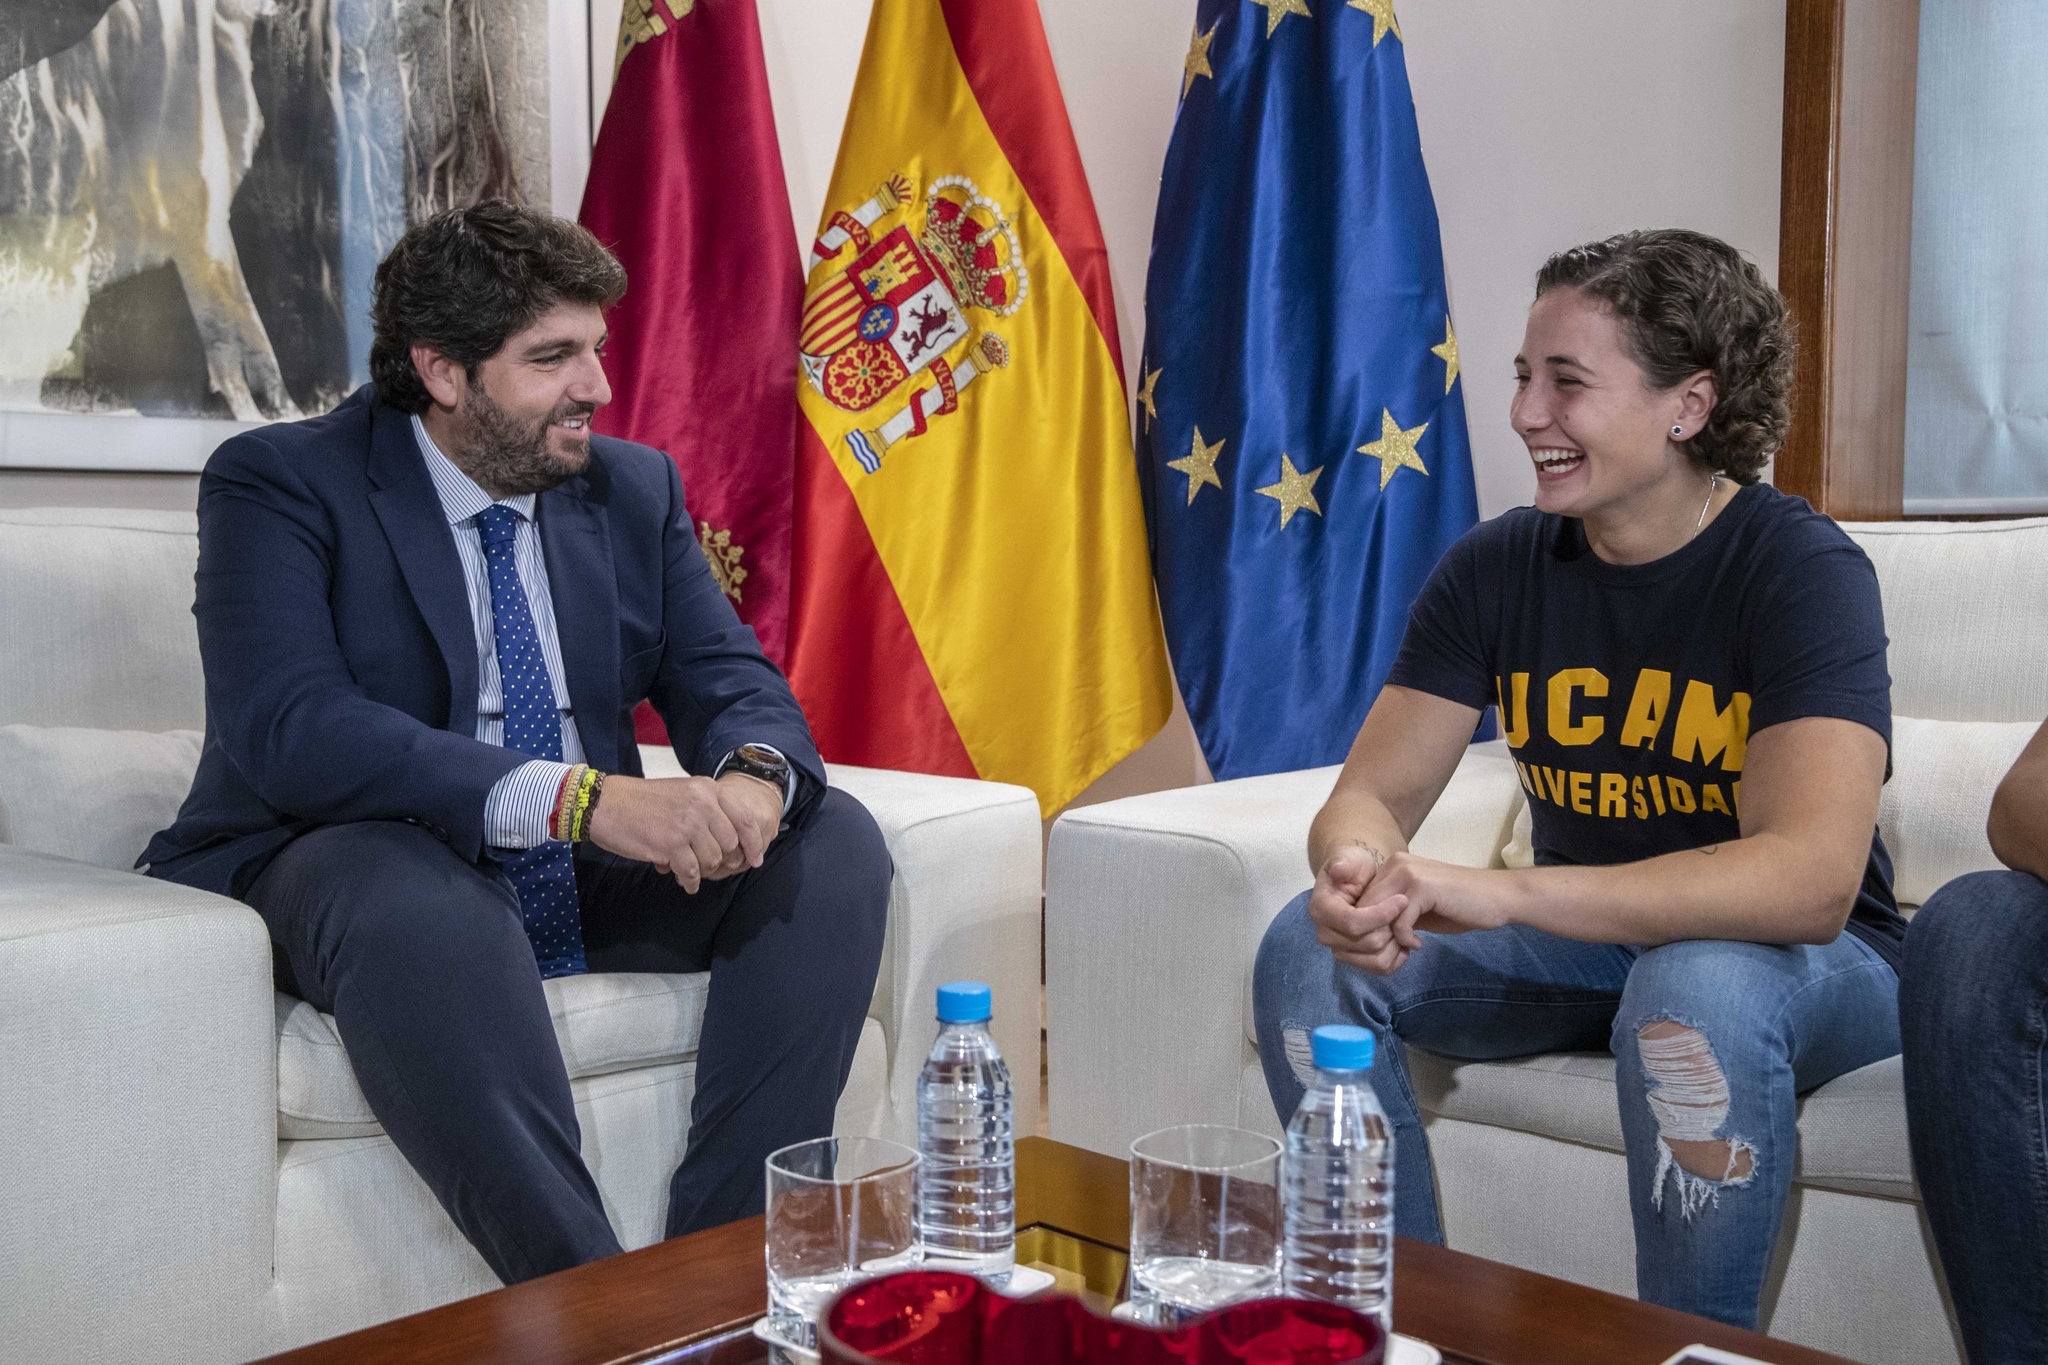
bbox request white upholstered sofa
[1047,517,2048,1365]
[0,507,1043,1363]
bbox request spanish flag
[786,0,1171,813]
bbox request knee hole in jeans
[1637,1019,1757,1218]
[1281,1026,1318,1088]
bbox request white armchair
[0,508,1042,1363]
[1047,517,2048,1365]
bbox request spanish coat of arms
[801,174,1026,473]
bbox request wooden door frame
[1774,0,1919,520]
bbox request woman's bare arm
[1299,687,1485,974]
[1307,685,1487,877]
[1989,718,2048,881]
[1492,716,1885,944]
[1320,716,1886,972]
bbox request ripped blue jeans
[1252,894,1899,1329]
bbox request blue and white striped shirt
[414,416,584,848]
[413,417,793,849]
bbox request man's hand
[1309,850,1505,975]
[710,771,784,879]
[586,773,781,893]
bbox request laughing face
[444,301,611,497]
[1510,286,1711,523]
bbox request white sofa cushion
[276,972,712,1139]
[1500,795,1535,869]
[0,725,202,870]
[1408,1050,1914,1201]
[1847,519,2048,723]
[0,508,205,731]
[1879,716,2035,906]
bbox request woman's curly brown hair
[1535,229,1794,485]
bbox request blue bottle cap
[1310,1025,1375,1072]
[936,981,993,1023]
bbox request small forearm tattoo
[1344,839,1388,870]
[1696,844,1720,856]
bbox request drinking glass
[764,1136,920,1351]
[1126,1124,1284,1326]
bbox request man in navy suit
[143,202,891,1283]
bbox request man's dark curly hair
[1535,229,1794,485]
[369,200,627,414]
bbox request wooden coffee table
[258,1137,1853,1365]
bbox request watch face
[730,745,790,783]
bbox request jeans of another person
[1901,869,2048,1363]
[245,788,891,1285]
[1253,895,1900,1330]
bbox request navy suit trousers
[246,788,891,1285]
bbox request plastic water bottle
[1283,1024,1394,1331]
[915,981,1015,1283]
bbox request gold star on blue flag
[1136,0,1482,778]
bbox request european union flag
[1138,0,1481,779]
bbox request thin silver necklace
[1692,474,1721,539]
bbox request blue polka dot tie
[477,505,588,978]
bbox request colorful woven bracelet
[579,769,607,840]
[551,765,588,843]
[566,766,604,842]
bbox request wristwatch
[717,743,793,807]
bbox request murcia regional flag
[785,0,1171,813]
[581,0,800,744]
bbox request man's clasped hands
[586,773,786,893]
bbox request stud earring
[1672,425,1684,437]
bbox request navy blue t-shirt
[1387,483,1906,968]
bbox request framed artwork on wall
[0,0,592,471]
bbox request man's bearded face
[455,378,595,497]
[443,300,611,497]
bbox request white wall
[576,0,1785,520]
[1404,2,1784,515]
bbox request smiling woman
[1511,230,1793,566]
[1251,226,1906,1335]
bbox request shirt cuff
[485,759,576,848]
[713,744,798,815]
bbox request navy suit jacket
[142,386,825,899]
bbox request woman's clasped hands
[1307,843,1510,974]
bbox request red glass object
[819,1271,1384,1365]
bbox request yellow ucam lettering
[1631,775,1649,818]
[1598,772,1628,817]
[1497,673,1531,748]
[1547,668,1608,746]
[1666,777,1697,813]
[1702,782,1732,815]
[1569,770,1594,814]
[1671,680,1751,771]
[1619,669,1672,750]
